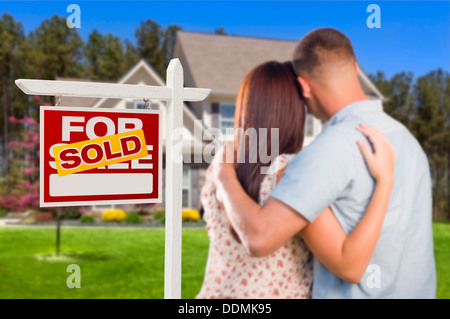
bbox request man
[215,28,436,298]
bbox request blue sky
[1,0,449,78]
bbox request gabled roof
[174,31,386,101]
[92,59,163,106]
[92,59,215,143]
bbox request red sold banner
[40,106,162,207]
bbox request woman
[196,61,395,299]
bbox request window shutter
[190,167,199,210]
[211,102,219,114]
[211,102,220,129]
[306,114,314,137]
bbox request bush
[153,210,165,223]
[0,181,39,212]
[102,209,126,222]
[48,207,81,220]
[182,209,201,221]
[34,212,53,222]
[80,215,95,224]
[136,210,148,216]
[0,208,7,217]
[62,207,81,220]
[125,212,143,224]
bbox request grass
[0,227,209,299]
[433,222,450,299]
[0,222,448,299]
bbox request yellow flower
[182,209,200,221]
[102,209,126,222]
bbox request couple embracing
[196,28,436,299]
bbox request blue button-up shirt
[271,99,436,298]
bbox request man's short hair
[293,28,356,76]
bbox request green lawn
[433,222,450,299]
[0,222,449,299]
[0,227,209,299]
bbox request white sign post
[15,58,210,299]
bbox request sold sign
[40,106,161,207]
[53,129,148,176]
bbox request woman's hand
[356,123,396,184]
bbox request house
[56,30,386,212]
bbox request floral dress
[196,154,313,299]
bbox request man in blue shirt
[215,28,436,298]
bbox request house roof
[91,59,216,144]
[174,31,386,101]
[92,59,167,107]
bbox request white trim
[358,68,388,102]
[208,90,237,97]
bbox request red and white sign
[40,106,162,207]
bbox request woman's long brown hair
[234,61,306,202]
[227,61,306,242]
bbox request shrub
[136,210,148,216]
[34,212,53,222]
[102,209,126,222]
[62,207,81,220]
[0,208,7,217]
[1,116,40,212]
[0,181,39,212]
[182,209,201,221]
[153,210,165,223]
[125,212,143,224]
[80,215,95,223]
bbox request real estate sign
[40,106,162,207]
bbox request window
[134,100,159,110]
[134,101,146,110]
[220,103,235,136]
[182,166,190,208]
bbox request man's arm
[300,125,395,283]
[216,163,309,257]
[215,127,355,258]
